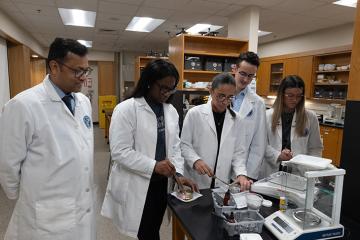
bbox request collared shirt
[232,87,249,112]
[49,78,75,113]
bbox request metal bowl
[292,209,321,226]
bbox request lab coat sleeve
[180,109,201,169]
[0,99,34,199]
[306,111,323,157]
[264,110,281,168]
[246,100,267,179]
[169,108,184,175]
[232,119,248,177]
[109,102,156,178]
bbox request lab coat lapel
[290,111,297,142]
[220,110,233,148]
[203,101,217,137]
[238,93,254,119]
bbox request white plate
[171,191,203,203]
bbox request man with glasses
[0,38,96,240]
[231,51,267,181]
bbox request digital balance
[251,155,345,240]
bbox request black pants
[137,176,168,240]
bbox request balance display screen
[274,216,293,233]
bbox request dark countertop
[168,189,279,240]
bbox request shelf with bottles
[269,62,284,93]
[135,56,169,85]
[169,34,248,90]
[313,51,351,101]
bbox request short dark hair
[47,38,88,67]
[237,51,260,67]
[129,59,179,103]
[211,73,236,90]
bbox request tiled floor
[0,125,172,240]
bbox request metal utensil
[212,175,238,187]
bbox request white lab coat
[0,75,95,240]
[101,97,184,238]
[259,108,323,178]
[235,87,266,180]
[180,101,248,189]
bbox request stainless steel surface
[292,209,322,226]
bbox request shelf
[184,50,240,58]
[270,83,280,85]
[316,70,350,73]
[271,72,283,74]
[311,98,346,104]
[314,83,348,86]
[184,70,234,75]
[180,88,209,92]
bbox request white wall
[88,50,114,62]
[0,37,10,112]
[0,10,46,57]
[258,23,354,58]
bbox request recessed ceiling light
[126,17,165,32]
[333,0,357,8]
[77,40,92,48]
[58,8,96,27]
[31,54,39,58]
[186,24,223,35]
[258,30,272,37]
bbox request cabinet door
[284,58,299,76]
[335,129,343,167]
[256,61,270,96]
[297,56,313,99]
[320,126,339,163]
[269,61,284,94]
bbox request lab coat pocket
[35,198,76,235]
[108,166,129,205]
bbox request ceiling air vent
[98,28,117,33]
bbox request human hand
[178,176,199,192]
[154,159,176,177]
[235,175,253,191]
[193,159,214,177]
[278,148,293,161]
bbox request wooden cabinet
[297,56,314,99]
[320,125,343,166]
[134,56,168,85]
[169,34,248,89]
[312,51,351,103]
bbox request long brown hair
[271,75,307,136]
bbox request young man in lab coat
[232,51,267,180]
[0,38,96,240]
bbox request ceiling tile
[100,0,144,5]
[301,4,356,19]
[96,20,127,31]
[12,0,56,6]
[214,4,245,17]
[269,0,327,14]
[55,0,97,11]
[96,13,133,24]
[98,1,139,15]
[135,6,175,19]
[0,0,21,13]
[143,0,192,10]
[202,15,228,26]
[175,0,229,14]
[13,2,59,16]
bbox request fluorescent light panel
[258,30,272,37]
[77,40,92,48]
[126,17,165,32]
[58,8,96,27]
[186,24,223,35]
[333,0,357,8]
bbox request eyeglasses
[215,93,235,103]
[284,93,304,100]
[56,61,93,78]
[154,82,177,95]
[238,71,255,79]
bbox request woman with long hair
[260,75,323,178]
[181,73,252,190]
[101,59,197,240]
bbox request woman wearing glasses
[181,73,252,190]
[101,59,197,240]
[259,75,323,178]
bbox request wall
[0,10,46,57]
[0,37,10,112]
[258,23,354,58]
[88,50,114,62]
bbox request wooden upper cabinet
[284,58,299,76]
[256,61,270,96]
[297,56,313,99]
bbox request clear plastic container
[212,191,236,216]
[246,193,263,211]
[222,209,265,236]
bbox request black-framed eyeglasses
[56,61,93,78]
[284,93,304,100]
[154,82,177,95]
[238,71,255,79]
[215,93,235,103]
